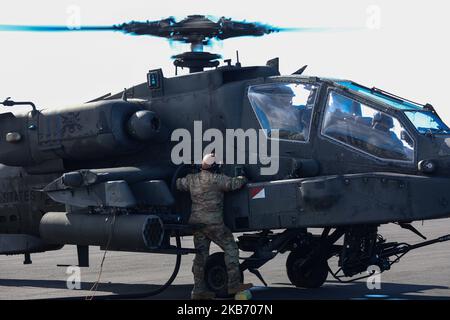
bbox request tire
[204,252,243,298]
[286,248,329,288]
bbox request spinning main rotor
[0,14,327,72]
[115,15,285,71]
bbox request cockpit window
[404,111,450,134]
[322,91,414,162]
[248,82,318,142]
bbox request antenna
[293,65,308,75]
[1,97,37,115]
[236,50,241,67]
[266,57,279,73]
[121,88,128,101]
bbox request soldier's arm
[176,176,190,192]
[217,174,247,192]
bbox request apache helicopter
[1,14,450,298]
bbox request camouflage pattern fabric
[176,170,247,225]
[192,223,241,293]
[176,170,247,294]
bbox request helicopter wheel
[286,248,329,289]
[204,252,244,298]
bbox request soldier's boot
[228,283,253,295]
[191,290,216,300]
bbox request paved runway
[1,219,450,300]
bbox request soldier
[176,153,253,300]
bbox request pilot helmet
[372,112,394,130]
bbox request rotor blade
[215,17,357,41]
[277,26,360,32]
[0,24,116,32]
[0,16,360,43]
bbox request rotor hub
[115,15,280,73]
[172,52,221,73]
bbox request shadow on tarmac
[0,278,448,300]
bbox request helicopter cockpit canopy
[322,91,414,162]
[338,81,450,135]
[248,82,319,142]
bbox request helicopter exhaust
[39,212,164,251]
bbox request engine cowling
[0,99,165,167]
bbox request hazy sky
[1,0,449,121]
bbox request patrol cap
[202,153,217,170]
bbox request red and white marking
[250,187,266,200]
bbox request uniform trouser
[192,223,240,293]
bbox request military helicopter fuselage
[1,14,450,295]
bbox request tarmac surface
[1,219,450,300]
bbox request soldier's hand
[237,176,248,185]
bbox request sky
[0,0,449,121]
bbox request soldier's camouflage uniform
[176,170,247,294]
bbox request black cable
[51,233,183,300]
[86,211,118,300]
[100,232,182,300]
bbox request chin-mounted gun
[333,225,450,280]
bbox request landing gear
[235,228,343,290]
[204,252,243,297]
[205,252,228,296]
[286,248,329,288]
[203,226,450,293]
